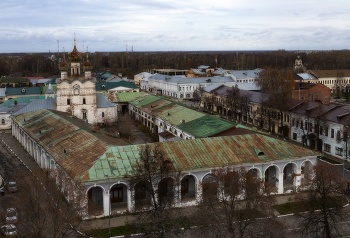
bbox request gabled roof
[96,93,116,108]
[84,134,321,182]
[12,109,130,181]
[6,87,42,96]
[311,70,350,78]
[128,93,236,137]
[229,69,262,79]
[12,99,56,116]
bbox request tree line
[2,49,350,79]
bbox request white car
[6,208,17,224]
[1,224,17,236]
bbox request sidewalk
[0,132,40,172]
[84,193,298,230]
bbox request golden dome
[83,52,93,71]
[59,59,69,71]
[68,47,82,62]
[68,38,82,62]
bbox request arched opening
[181,175,196,203]
[264,166,279,193]
[202,174,217,200]
[87,187,104,215]
[110,184,128,213]
[227,110,232,118]
[82,109,87,119]
[247,168,259,178]
[301,161,313,185]
[134,182,151,209]
[158,178,174,206]
[283,163,297,193]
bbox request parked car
[8,181,17,193]
[1,224,17,236]
[6,208,17,224]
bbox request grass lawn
[273,196,343,215]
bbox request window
[287,115,289,122]
[331,129,334,138]
[309,123,312,132]
[83,98,86,104]
[320,126,323,135]
[82,110,87,119]
[292,118,295,127]
[293,133,297,140]
[102,112,105,118]
[324,143,331,152]
[296,120,299,128]
[325,127,329,136]
[67,98,70,105]
[336,147,343,156]
[1,119,4,124]
[300,121,303,129]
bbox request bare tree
[295,162,348,238]
[125,144,182,238]
[117,113,134,140]
[6,168,88,238]
[193,85,204,103]
[196,167,286,238]
[226,86,241,121]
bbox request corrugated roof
[12,109,130,181]
[84,134,321,182]
[177,115,235,138]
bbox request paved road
[0,132,30,215]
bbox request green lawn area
[273,196,343,215]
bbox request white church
[57,39,117,124]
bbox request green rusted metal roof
[155,104,204,126]
[0,96,45,108]
[83,134,321,182]
[115,92,146,102]
[177,115,236,138]
[12,109,130,181]
[129,94,161,107]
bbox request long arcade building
[11,109,321,217]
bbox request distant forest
[1,50,350,79]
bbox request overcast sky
[1,0,349,53]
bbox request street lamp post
[105,174,111,236]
